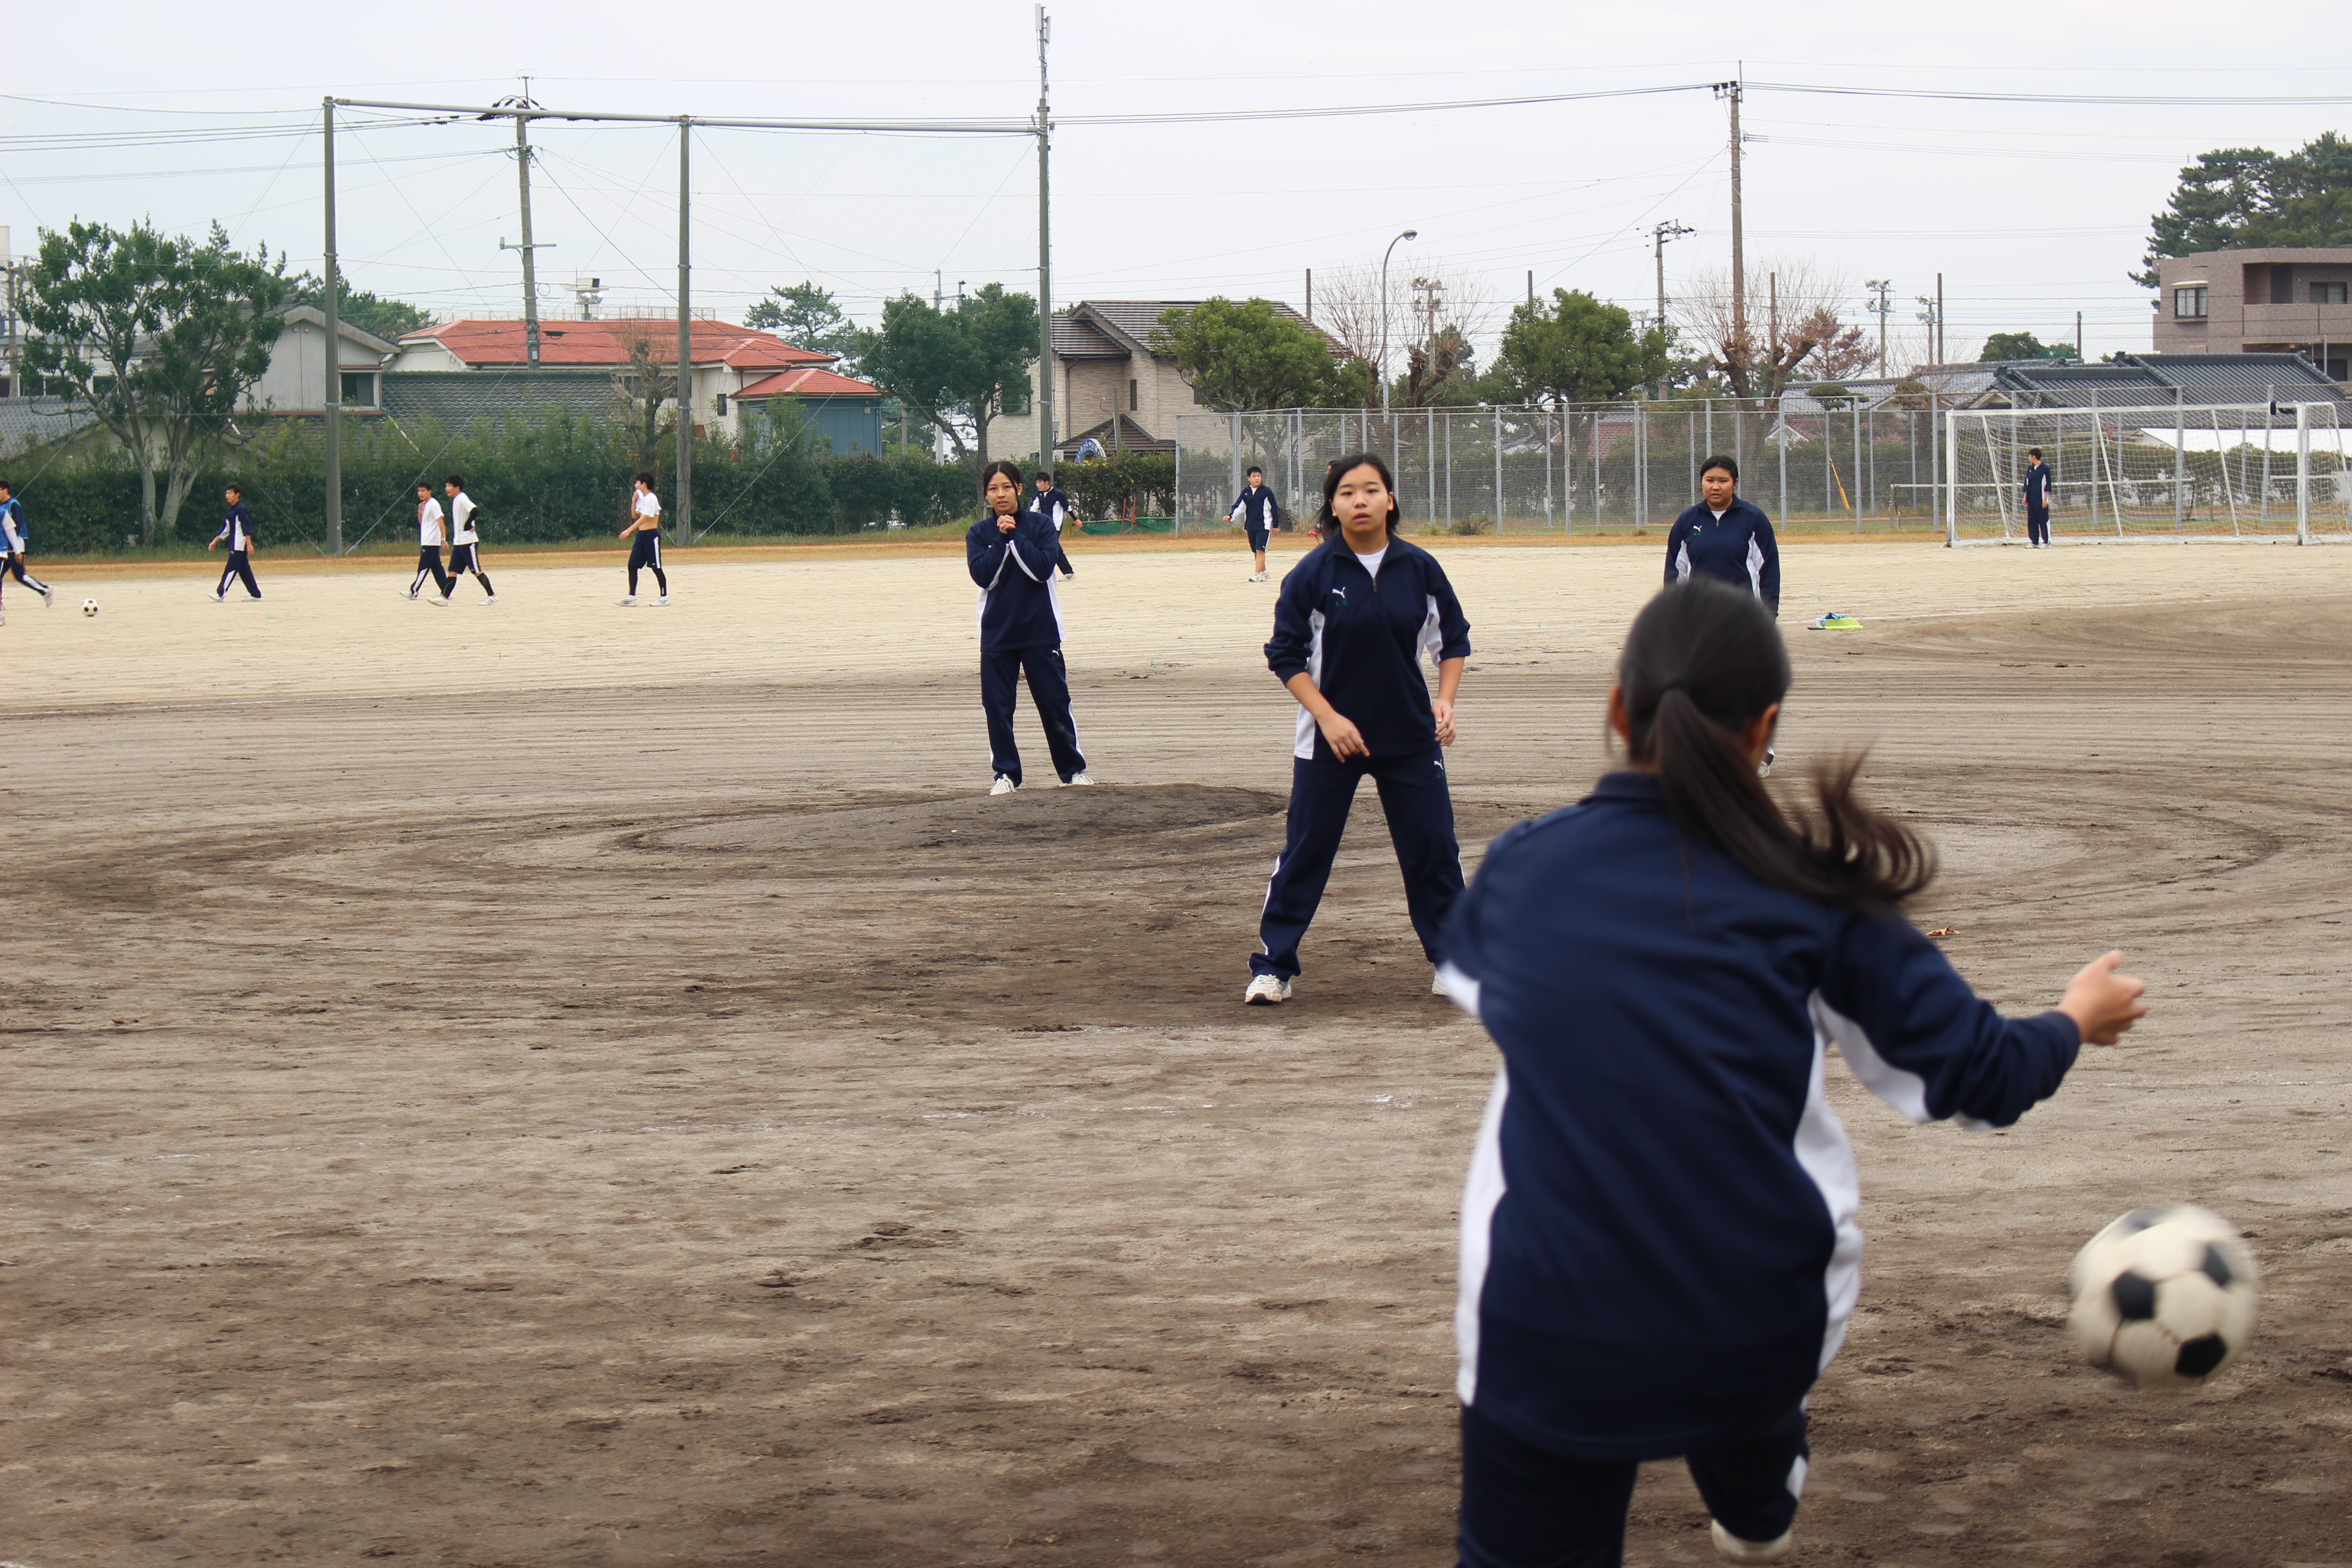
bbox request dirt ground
[5,539,2351,1568]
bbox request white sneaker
[1431,970,1450,997]
[482,594,500,605]
[617,596,637,607]
[40,587,54,606]
[427,594,451,608]
[1064,772,1095,786]
[652,595,669,606]
[1244,974,1291,1005]
[1710,1521,1792,1563]
[1250,569,1268,582]
[404,587,419,601]
[988,775,1018,796]
[210,591,226,603]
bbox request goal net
[1945,402,2351,544]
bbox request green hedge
[8,408,992,554]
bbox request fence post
[1944,409,1959,547]
[1777,397,1787,528]
[2297,401,2312,546]
[1494,402,1504,531]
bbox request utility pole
[1035,6,1054,463]
[1715,74,1746,363]
[1937,272,1945,367]
[321,97,342,554]
[1411,276,1443,404]
[1652,220,1693,397]
[1305,267,1313,321]
[1866,279,1892,377]
[676,117,691,542]
[2076,309,2084,362]
[495,87,551,369]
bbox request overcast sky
[4,0,2342,369]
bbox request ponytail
[1622,580,1933,909]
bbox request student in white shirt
[406,482,454,606]
[443,474,496,603]
[618,471,669,606]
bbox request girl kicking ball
[1245,452,1470,1005]
[1436,577,2146,1567]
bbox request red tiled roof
[398,318,834,371]
[734,366,884,399]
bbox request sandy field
[5,536,2351,1568]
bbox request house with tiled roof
[382,317,886,450]
[992,299,1312,461]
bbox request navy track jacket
[1266,533,1471,760]
[966,508,1066,651]
[1229,484,1281,531]
[1666,498,1779,614]
[1439,772,2079,1460]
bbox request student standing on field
[1665,455,1779,615]
[1032,469,1077,578]
[406,483,453,605]
[0,479,57,618]
[968,459,1090,795]
[2022,447,2055,549]
[206,483,262,602]
[444,474,497,602]
[1229,464,1282,581]
[618,471,668,606]
[1245,452,1470,1006]
[1436,578,2147,1568]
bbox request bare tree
[1312,257,1494,403]
[610,320,678,483]
[1676,261,1859,403]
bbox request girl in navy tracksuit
[1246,452,1471,1005]
[1664,454,1779,615]
[966,460,1089,794]
[1436,577,2148,1568]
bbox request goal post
[1944,402,2350,544]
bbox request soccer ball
[2068,1204,2259,1390]
[80,598,99,616]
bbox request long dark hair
[1312,451,1401,539]
[1618,578,1932,908]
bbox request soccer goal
[1943,402,2351,545]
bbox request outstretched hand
[2059,950,2147,1045]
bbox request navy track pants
[980,645,1085,787]
[1252,743,1462,979]
[216,551,260,599]
[410,547,452,598]
[1457,1400,1808,1568]
[2025,505,2050,546]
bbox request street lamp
[1380,228,1417,416]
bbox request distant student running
[444,474,497,602]
[1665,455,1779,615]
[967,459,1090,794]
[0,479,57,619]
[1228,465,1283,580]
[206,484,262,601]
[1245,453,1470,1005]
[406,482,453,605]
[618,471,668,606]
[1436,578,2147,1568]
[1032,469,1077,578]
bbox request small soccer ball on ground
[81,598,100,617]
[2068,1203,2259,1390]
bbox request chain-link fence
[1948,402,2351,543]
[1176,400,1971,537]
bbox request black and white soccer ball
[80,597,99,616]
[2068,1203,2259,1390]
